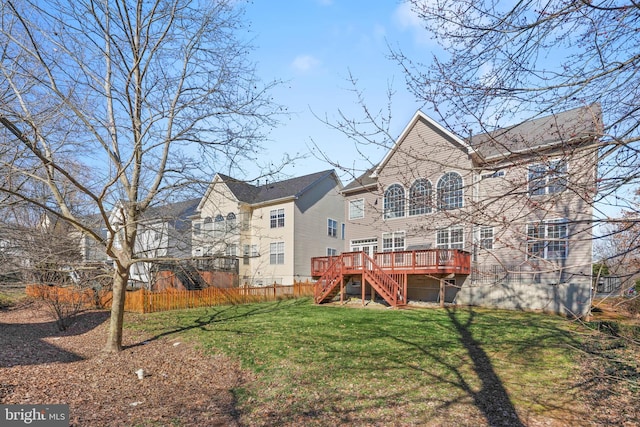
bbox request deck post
[404,273,408,305]
[439,278,445,308]
[340,276,344,304]
[361,274,365,306]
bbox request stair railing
[314,255,343,303]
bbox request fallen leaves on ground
[0,302,243,426]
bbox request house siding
[293,174,345,280]
[341,110,599,316]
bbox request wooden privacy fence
[26,281,315,314]
[25,284,112,308]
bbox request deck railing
[311,249,471,277]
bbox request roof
[141,198,200,224]
[470,103,602,162]
[341,166,378,193]
[215,169,339,205]
[343,104,603,191]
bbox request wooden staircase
[314,256,343,304]
[314,252,406,307]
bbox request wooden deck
[311,249,471,278]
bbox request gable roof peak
[371,109,472,178]
[201,169,340,208]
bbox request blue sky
[242,0,437,183]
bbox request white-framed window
[481,170,505,179]
[226,212,236,232]
[269,242,285,264]
[409,178,432,216]
[436,227,464,249]
[328,218,337,237]
[226,244,237,257]
[270,208,285,228]
[527,219,568,260]
[243,245,250,265]
[349,198,365,220]
[327,248,338,256]
[528,160,567,196]
[193,222,201,236]
[203,217,213,236]
[437,172,463,210]
[251,244,259,257]
[382,231,406,252]
[384,184,405,219]
[350,238,378,254]
[214,214,224,237]
[479,226,494,250]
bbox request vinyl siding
[293,174,345,280]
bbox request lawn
[125,298,619,426]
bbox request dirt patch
[0,302,244,426]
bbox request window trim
[348,198,365,220]
[409,178,432,216]
[382,231,406,252]
[270,208,285,228]
[383,183,406,219]
[479,226,494,250]
[528,160,568,196]
[436,226,464,250]
[269,241,285,264]
[526,219,568,260]
[436,172,464,211]
[327,218,338,238]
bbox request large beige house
[193,170,344,286]
[314,105,601,316]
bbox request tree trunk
[104,263,129,352]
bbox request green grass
[0,283,27,309]
[127,298,594,425]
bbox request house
[193,170,344,286]
[314,104,601,317]
[80,198,200,288]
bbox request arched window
[226,212,236,232]
[384,184,405,219]
[202,216,213,234]
[214,214,224,237]
[409,178,432,216]
[437,172,463,210]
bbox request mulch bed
[0,301,244,426]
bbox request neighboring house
[81,198,200,287]
[193,170,344,286]
[316,104,601,316]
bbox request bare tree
[391,0,639,221]
[313,2,639,295]
[0,0,283,351]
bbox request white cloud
[393,1,423,30]
[392,1,438,46]
[291,54,321,73]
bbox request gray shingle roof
[218,169,337,204]
[342,104,602,191]
[342,166,378,193]
[470,104,602,162]
[142,198,200,226]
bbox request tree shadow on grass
[0,309,109,367]
[124,298,309,350]
[443,306,525,426]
